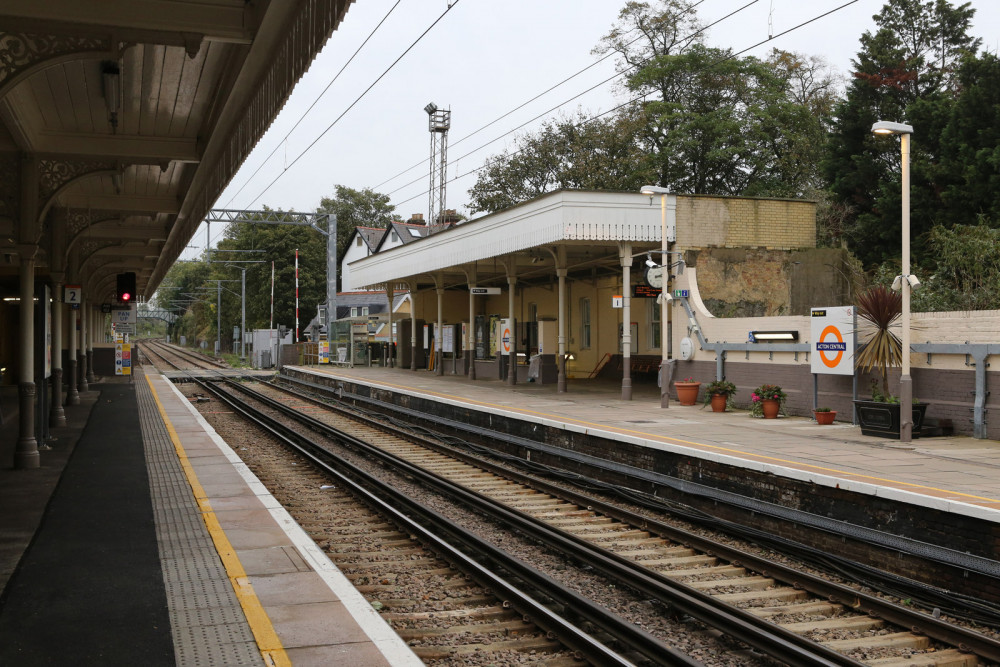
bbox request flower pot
[814,410,837,425]
[674,382,700,406]
[761,398,780,419]
[710,393,728,412]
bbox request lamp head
[871,120,914,136]
[424,102,438,115]
[640,185,670,195]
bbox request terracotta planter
[761,398,780,419]
[814,410,837,425]
[710,393,728,412]
[674,382,701,406]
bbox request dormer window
[356,237,363,247]
[391,231,398,242]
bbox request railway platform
[285,364,1000,521]
[0,369,418,666]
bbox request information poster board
[115,342,132,376]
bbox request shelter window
[649,299,661,349]
[580,298,591,349]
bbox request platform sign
[612,295,623,308]
[112,306,137,324]
[65,285,82,310]
[470,287,501,295]
[115,342,132,376]
[672,289,690,298]
[810,306,854,375]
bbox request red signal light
[121,291,132,302]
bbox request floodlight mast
[426,103,451,228]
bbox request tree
[822,0,982,268]
[316,185,398,269]
[629,44,827,197]
[468,111,652,214]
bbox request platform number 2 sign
[64,285,82,309]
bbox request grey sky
[187,0,999,259]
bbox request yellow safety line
[320,370,1000,506]
[145,375,290,667]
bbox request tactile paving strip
[136,374,264,667]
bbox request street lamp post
[872,120,915,442]
[641,185,672,408]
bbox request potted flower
[813,407,837,425]
[674,376,701,406]
[703,379,737,412]
[750,383,786,419]
[853,286,928,438]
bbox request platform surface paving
[0,371,419,666]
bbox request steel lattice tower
[424,103,451,227]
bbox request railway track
[138,339,229,374]
[217,377,1000,666]
[190,378,706,666]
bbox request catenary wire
[221,0,405,210]
[205,0,462,252]
[392,0,859,208]
[372,0,712,191]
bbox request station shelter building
[343,189,820,395]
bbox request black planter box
[853,400,929,439]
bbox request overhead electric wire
[243,0,463,210]
[372,0,711,192]
[207,0,461,252]
[392,0,860,209]
[222,0,404,210]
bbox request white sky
[185,0,1000,259]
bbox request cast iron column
[15,255,39,469]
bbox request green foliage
[823,0,984,268]
[467,112,652,214]
[631,44,830,197]
[815,407,833,413]
[316,184,398,269]
[153,186,395,345]
[855,286,903,398]
[704,380,736,396]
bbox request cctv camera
[645,254,657,268]
[906,274,920,289]
[891,275,902,291]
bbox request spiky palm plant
[854,286,902,400]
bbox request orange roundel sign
[817,325,846,368]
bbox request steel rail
[226,379,860,667]
[199,379,688,667]
[271,374,1000,662]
